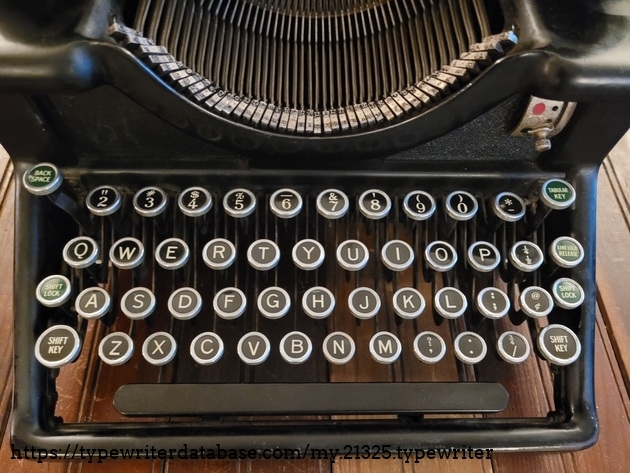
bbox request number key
[316,189,349,219]
[270,188,302,218]
[178,187,212,217]
[358,189,391,219]
[445,191,478,221]
[133,186,167,217]
[403,191,436,221]
[86,185,122,216]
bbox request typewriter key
[133,186,167,217]
[155,238,190,270]
[110,237,145,269]
[36,275,72,308]
[63,236,100,269]
[142,332,177,366]
[178,187,212,217]
[270,188,303,218]
[454,332,487,364]
[358,189,391,219]
[98,332,134,366]
[223,188,256,218]
[537,324,581,366]
[445,191,478,221]
[168,287,202,320]
[336,240,369,271]
[202,238,236,270]
[549,237,584,269]
[247,239,280,270]
[302,287,335,319]
[213,287,247,319]
[467,241,501,272]
[292,239,325,270]
[413,331,447,364]
[551,278,585,309]
[75,287,110,319]
[237,332,271,365]
[86,186,122,216]
[509,241,544,272]
[403,191,436,221]
[497,331,530,364]
[393,288,425,319]
[381,240,414,272]
[316,189,349,219]
[540,178,576,210]
[519,286,554,318]
[258,287,291,319]
[369,332,402,364]
[120,287,156,320]
[35,325,81,368]
[280,331,313,364]
[425,241,458,272]
[348,287,381,319]
[190,332,224,365]
[323,332,355,365]
[492,192,526,222]
[23,162,62,196]
[434,287,467,319]
[476,288,510,319]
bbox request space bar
[114,383,509,416]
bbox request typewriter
[1,0,630,454]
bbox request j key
[381,240,414,272]
[120,287,156,320]
[142,332,177,366]
[322,331,356,365]
[425,241,458,272]
[63,236,99,269]
[258,287,291,319]
[519,286,554,318]
[155,238,190,270]
[223,188,256,218]
[75,287,111,319]
[247,239,280,270]
[497,331,530,364]
[98,332,134,366]
[393,288,425,319]
[168,287,202,320]
[202,238,236,270]
[434,287,467,319]
[292,239,325,270]
[403,191,436,221]
[86,186,122,216]
[348,287,381,319]
[549,237,584,269]
[35,325,81,368]
[302,287,335,319]
[237,332,271,365]
[509,241,544,273]
[36,275,71,308]
[133,186,168,217]
[270,189,303,219]
[467,241,501,273]
[537,324,581,366]
[476,288,510,319]
[280,331,313,364]
[316,189,349,219]
[213,287,247,319]
[369,332,402,364]
[551,278,584,309]
[178,187,213,217]
[336,239,369,271]
[190,332,224,365]
[358,189,391,219]
[413,331,447,364]
[454,332,487,364]
[110,237,145,269]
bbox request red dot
[532,102,546,115]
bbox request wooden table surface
[0,134,628,473]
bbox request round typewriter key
[492,192,526,222]
[110,237,145,269]
[98,332,134,366]
[497,331,530,364]
[63,236,100,269]
[519,286,554,318]
[35,325,81,368]
[454,332,487,364]
[403,191,436,221]
[540,178,575,210]
[247,239,280,270]
[202,238,236,270]
[358,189,391,219]
[323,331,356,365]
[190,332,224,365]
[336,239,369,271]
[133,186,167,217]
[369,331,402,364]
[316,189,349,219]
[348,287,381,319]
[476,287,510,319]
[213,287,246,319]
[142,332,177,366]
[467,241,501,273]
[537,324,581,366]
[155,238,190,270]
[549,237,584,268]
[302,287,335,319]
[86,185,122,216]
[23,162,62,196]
[393,288,425,319]
[292,239,325,270]
[36,275,71,308]
[425,241,457,272]
[381,240,414,272]
[120,287,156,320]
[551,278,585,309]
[413,331,447,364]
[237,332,271,365]
[445,191,478,221]
[270,188,303,219]
[280,331,313,364]
[258,287,291,319]
[75,287,110,319]
[178,187,212,217]
[434,287,467,319]
[168,287,202,320]
[223,188,256,218]
[509,241,544,272]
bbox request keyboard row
[35,324,581,369]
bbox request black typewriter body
[1,0,630,454]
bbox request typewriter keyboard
[25,163,586,418]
